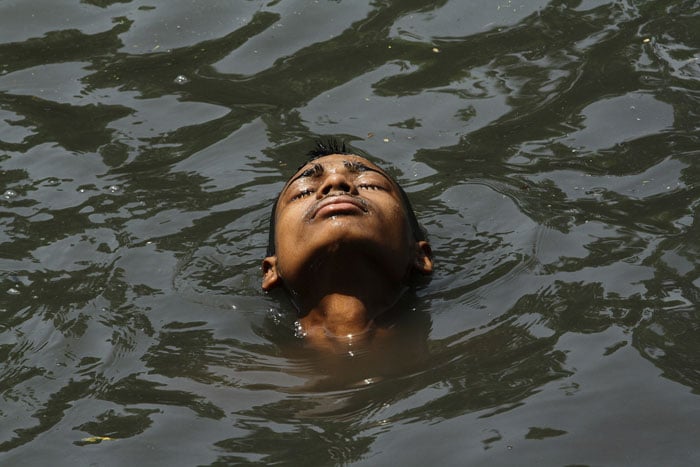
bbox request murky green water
[1,0,699,465]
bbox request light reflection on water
[1,0,699,465]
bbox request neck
[286,255,409,347]
[280,245,410,350]
[301,293,376,337]
[297,292,405,353]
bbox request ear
[413,241,433,275]
[262,256,281,291]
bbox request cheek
[274,206,308,249]
[383,200,413,234]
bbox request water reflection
[1,0,699,464]
[209,302,571,464]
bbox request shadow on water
[1,0,700,464]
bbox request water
[1,0,699,465]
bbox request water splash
[267,308,282,325]
[293,320,306,339]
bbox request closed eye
[291,189,314,201]
[358,184,384,191]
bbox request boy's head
[262,140,432,294]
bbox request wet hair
[266,139,427,257]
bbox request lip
[308,195,368,220]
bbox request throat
[302,294,375,338]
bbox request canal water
[1,0,699,465]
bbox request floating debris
[78,436,115,445]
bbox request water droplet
[108,184,120,193]
[267,308,282,324]
[7,287,20,295]
[230,304,237,310]
[173,74,189,85]
[3,189,17,199]
[294,320,306,338]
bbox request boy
[262,140,433,350]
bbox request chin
[316,223,383,245]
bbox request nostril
[321,177,352,195]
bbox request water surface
[1,0,699,465]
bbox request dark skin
[262,154,433,350]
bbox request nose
[318,170,358,196]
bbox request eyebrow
[281,160,393,193]
[344,160,374,173]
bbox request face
[262,154,432,292]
